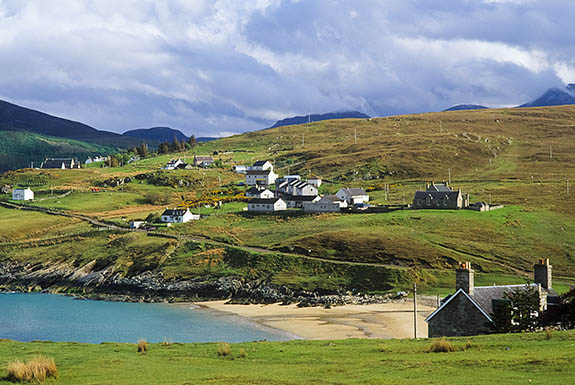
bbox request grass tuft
[162,338,173,347]
[217,342,231,357]
[545,328,553,340]
[137,339,149,353]
[429,337,457,353]
[238,348,248,358]
[7,355,58,383]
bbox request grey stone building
[411,182,469,209]
[426,259,557,337]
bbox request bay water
[0,293,294,343]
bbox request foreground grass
[0,331,574,384]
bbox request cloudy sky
[0,0,573,136]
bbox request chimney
[534,258,552,290]
[456,262,474,295]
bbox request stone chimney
[534,258,552,290]
[456,262,474,295]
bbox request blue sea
[0,293,294,343]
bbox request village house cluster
[162,155,215,170]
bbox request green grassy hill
[1,106,575,295]
[0,131,118,172]
[0,330,574,384]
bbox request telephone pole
[448,168,451,184]
[413,283,418,339]
[354,128,358,145]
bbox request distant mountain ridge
[443,104,488,112]
[123,127,188,143]
[0,99,138,147]
[519,84,575,108]
[269,110,370,128]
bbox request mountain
[519,84,575,108]
[443,104,488,112]
[0,99,138,147]
[123,127,188,143]
[269,110,370,129]
[0,131,117,172]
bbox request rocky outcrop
[0,260,401,306]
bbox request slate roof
[162,208,189,216]
[413,190,460,201]
[473,284,539,315]
[428,183,452,192]
[320,195,344,203]
[246,187,263,195]
[283,195,319,202]
[340,187,367,196]
[41,158,78,169]
[252,160,269,167]
[246,169,272,175]
[249,198,284,204]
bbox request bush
[429,337,457,353]
[145,192,172,205]
[239,348,248,358]
[217,342,231,356]
[7,355,58,383]
[137,339,149,353]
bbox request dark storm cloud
[0,0,572,136]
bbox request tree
[188,135,197,148]
[158,142,170,154]
[108,155,119,168]
[491,285,541,333]
[136,142,148,157]
[542,288,575,329]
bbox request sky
[0,0,574,137]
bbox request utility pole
[489,193,492,205]
[302,133,305,147]
[448,168,451,184]
[550,145,553,159]
[567,179,570,196]
[354,128,358,145]
[413,283,418,339]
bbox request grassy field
[1,106,575,294]
[0,330,574,384]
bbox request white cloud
[0,0,573,136]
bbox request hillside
[443,104,488,111]
[0,131,117,172]
[1,105,575,295]
[519,84,575,108]
[270,110,370,128]
[123,126,188,143]
[0,99,138,146]
[0,330,574,384]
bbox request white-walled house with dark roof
[160,208,199,223]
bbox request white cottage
[246,169,277,186]
[303,195,347,213]
[249,160,273,171]
[245,187,275,199]
[12,188,34,201]
[160,208,199,223]
[162,159,184,170]
[308,177,322,188]
[336,188,369,205]
[247,198,287,212]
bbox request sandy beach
[196,300,436,340]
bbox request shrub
[7,355,58,383]
[429,338,457,353]
[378,344,386,352]
[217,342,231,356]
[464,339,472,350]
[145,192,172,205]
[137,339,149,353]
[239,348,248,358]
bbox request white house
[336,188,369,205]
[12,188,34,201]
[233,165,248,174]
[284,195,320,209]
[40,158,81,169]
[247,198,287,212]
[296,183,318,196]
[245,187,274,199]
[246,169,277,186]
[85,156,108,165]
[249,160,273,171]
[160,208,199,223]
[303,195,347,212]
[129,220,146,229]
[308,177,322,188]
[162,159,184,170]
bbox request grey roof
[246,169,272,175]
[340,187,367,196]
[246,187,263,194]
[252,160,269,167]
[413,190,460,201]
[41,158,78,169]
[320,195,343,203]
[249,198,283,204]
[472,284,539,315]
[162,208,189,216]
[429,183,452,192]
[194,156,213,161]
[283,195,319,202]
[426,289,493,323]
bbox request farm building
[412,182,470,209]
[247,198,287,212]
[194,155,215,167]
[160,208,199,223]
[12,188,34,201]
[336,188,369,205]
[246,169,278,186]
[249,160,273,171]
[40,158,81,169]
[425,259,558,337]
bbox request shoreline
[194,299,435,340]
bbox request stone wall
[428,292,493,337]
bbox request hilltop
[123,126,188,143]
[269,110,370,128]
[1,105,574,297]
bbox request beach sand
[196,300,435,340]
